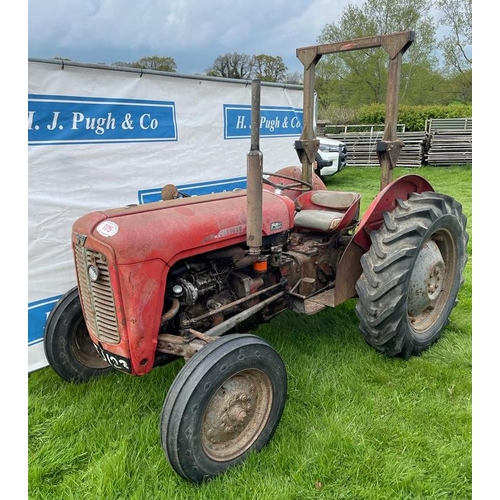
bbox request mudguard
[354,174,434,250]
[334,174,434,305]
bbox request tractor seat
[293,190,361,232]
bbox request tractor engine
[161,254,270,334]
[159,230,345,341]
[161,247,280,337]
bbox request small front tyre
[160,334,287,483]
[43,286,113,382]
[355,191,468,359]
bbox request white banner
[28,59,304,372]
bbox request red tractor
[43,32,468,483]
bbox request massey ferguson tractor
[44,31,468,483]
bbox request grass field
[28,165,472,500]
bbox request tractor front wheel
[355,192,468,359]
[43,286,113,382]
[160,334,287,483]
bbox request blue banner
[28,94,177,145]
[28,295,62,345]
[224,104,302,139]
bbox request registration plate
[93,343,131,373]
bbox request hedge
[355,103,472,132]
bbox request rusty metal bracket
[157,328,222,360]
[157,333,195,358]
[157,333,213,360]
[294,138,320,169]
[376,139,405,187]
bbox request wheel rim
[201,369,273,462]
[72,317,110,369]
[408,229,457,334]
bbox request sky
[28,0,360,76]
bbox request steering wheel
[262,171,313,192]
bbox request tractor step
[291,288,336,315]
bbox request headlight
[88,264,100,282]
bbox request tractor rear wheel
[160,334,287,483]
[43,286,113,382]
[355,192,468,359]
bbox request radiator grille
[74,244,120,344]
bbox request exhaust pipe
[246,79,263,256]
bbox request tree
[446,68,472,102]
[206,53,254,79]
[316,0,438,107]
[112,56,177,72]
[435,0,472,74]
[206,53,289,82]
[284,71,303,85]
[252,54,287,82]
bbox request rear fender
[354,174,434,251]
[334,174,434,305]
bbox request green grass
[28,165,472,500]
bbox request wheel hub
[220,392,253,434]
[408,239,446,330]
[201,370,272,461]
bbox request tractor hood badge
[75,233,87,246]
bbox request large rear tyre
[43,286,113,382]
[355,192,468,359]
[160,334,287,483]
